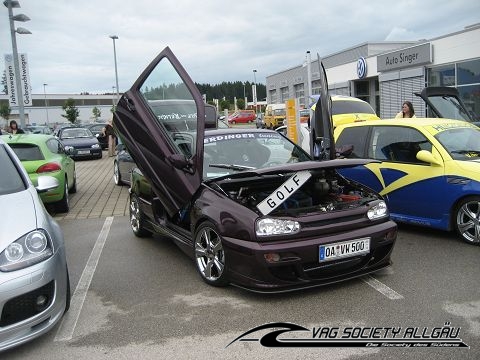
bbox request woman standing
[395,101,416,118]
[9,120,25,134]
[104,119,116,157]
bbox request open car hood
[415,86,479,125]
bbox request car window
[140,58,198,159]
[8,143,45,161]
[335,126,370,158]
[369,126,432,164]
[46,138,64,154]
[0,145,26,195]
[332,100,376,115]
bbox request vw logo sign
[357,57,367,79]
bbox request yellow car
[334,118,480,245]
[312,95,380,128]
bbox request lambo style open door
[310,56,336,160]
[113,47,205,216]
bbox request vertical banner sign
[286,99,298,144]
[4,53,32,107]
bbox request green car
[2,133,76,212]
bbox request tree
[236,98,245,110]
[219,99,230,111]
[92,106,101,121]
[62,98,80,124]
[0,103,11,128]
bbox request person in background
[104,118,116,157]
[9,120,25,134]
[395,101,416,118]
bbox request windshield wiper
[209,163,256,171]
[451,149,480,155]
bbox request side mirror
[416,150,442,166]
[168,153,194,173]
[36,175,59,193]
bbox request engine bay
[212,169,379,216]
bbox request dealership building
[266,23,480,119]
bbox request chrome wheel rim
[64,181,69,207]
[195,227,225,281]
[113,162,119,184]
[456,200,480,244]
[130,197,140,233]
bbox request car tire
[69,168,77,194]
[193,221,228,287]
[231,120,236,125]
[129,194,152,237]
[454,196,480,245]
[113,160,122,185]
[56,178,70,213]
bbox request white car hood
[0,189,37,253]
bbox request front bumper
[222,220,397,293]
[0,247,68,351]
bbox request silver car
[0,137,70,351]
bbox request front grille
[0,281,55,327]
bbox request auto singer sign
[4,53,32,107]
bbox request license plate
[319,238,370,262]
[77,150,90,155]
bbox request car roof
[2,133,53,144]
[331,95,367,102]
[339,117,473,127]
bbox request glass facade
[427,59,480,119]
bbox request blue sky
[1,0,479,94]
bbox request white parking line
[362,275,404,300]
[54,216,114,342]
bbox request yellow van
[263,104,286,128]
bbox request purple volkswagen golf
[113,47,397,293]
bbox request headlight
[256,218,300,236]
[64,145,74,152]
[367,201,388,220]
[91,144,100,149]
[0,230,53,272]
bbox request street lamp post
[43,83,49,124]
[111,86,116,107]
[4,0,32,129]
[253,69,257,114]
[109,35,120,104]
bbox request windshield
[435,127,480,160]
[8,144,45,161]
[332,100,376,115]
[203,132,311,179]
[61,128,93,139]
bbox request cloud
[1,0,479,94]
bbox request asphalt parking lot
[3,148,480,359]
